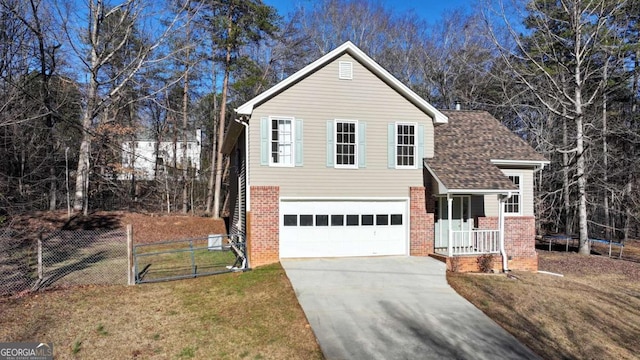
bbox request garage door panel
[280,200,407,258]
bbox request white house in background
[119,129,202,181]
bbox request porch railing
[436,229,501,256]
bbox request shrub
[477,254,495,273]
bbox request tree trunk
[73,0,100,212]
[49,164,56,211]
[602,60,610,239]
[205,42,218,215]
[182,67,189,214]
[212,46,230,219]
[562,117,572,234]
[74,122,93,211]
[205,128,216,214]
[624,180,632,243]
[575,69,589,255]
[212,10,234,219]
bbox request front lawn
[448,249,640,360]
[0,263,323,360]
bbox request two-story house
[222,42,548,272]
[120,129,202,181]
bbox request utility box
[208,234,222,250]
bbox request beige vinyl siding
[249,53,434,197]
[484,169,535,217]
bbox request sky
[263,0,473,24]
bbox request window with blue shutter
[358,122,366,168]
[295,119,303,166]
[326,121,334,167]
[261,116,300,167]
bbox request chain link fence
[0,228,127,296]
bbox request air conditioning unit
[207,234,222,251]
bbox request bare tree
[485,0,626,254]
[60,0,188,214]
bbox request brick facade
[410,187,434,256]
[248,186,280,268]
[475,216,538,271]
[246,185,537,272]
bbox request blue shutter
[326,121,334,167]
[260,117,268,165]
[417,124,425,166]
[387,123,395,168]
[295,119,303,166]
[358,122,366,168]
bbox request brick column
[477,216,538,271]
[248,186,280,268]
[410,187,434,256]
[505,216,538,271]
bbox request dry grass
[0,263,323,360]
[448,249,640,360]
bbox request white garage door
[279,200,408,258]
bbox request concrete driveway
[281,256,539,360]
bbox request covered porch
[423,157,520,271]
[433,193,508,257]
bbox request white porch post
[447,194,453,256]
[499,194,509,271]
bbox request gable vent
[339,61,353,80]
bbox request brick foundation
[410,187,434,256]
[248,186,280,268]
[439,254,538,272]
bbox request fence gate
[133,234,246,284]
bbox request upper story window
[504,175,522,215]
[335,120,358,168]
[270,117,294,166]
[396,123,416,168]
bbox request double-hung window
[504,174,522,215]
[270,117,294,166]
[396,123,416,168]
[335,120,358,168]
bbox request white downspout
[499,192,512,272]
[447,194,453,257]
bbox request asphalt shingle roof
[425,110,547,192]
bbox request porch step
[428,253,448,263]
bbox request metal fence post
[190,240,196,277]
[37,232,43,284]
[127,224,134,285]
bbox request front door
[435,196,471,250]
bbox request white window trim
[268,116,295,167]
[395,121,418,169]
[502,170,523,216]
[334,119,358,169]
